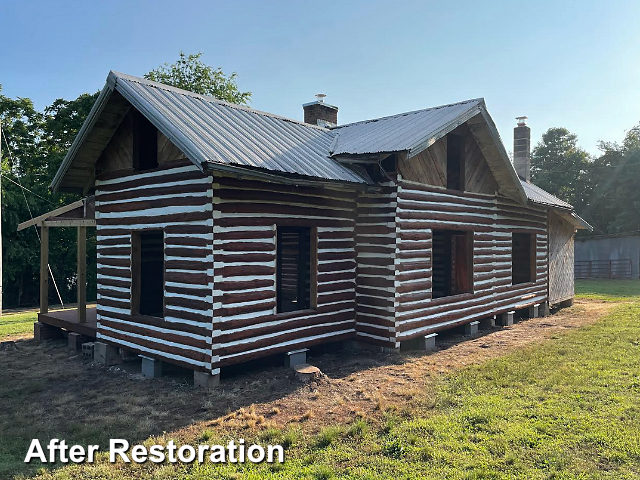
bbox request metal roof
[113,73,364,183]
[51,72,365,192]
[331,98,484,156]
[50,72,526,206]
[521,180,573,209]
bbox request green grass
[26,281,640,479]
[576,279,640,301]
[0,311,37,339]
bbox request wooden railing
[575,259,632,279]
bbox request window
[512,233,536,284]
[432,230,473,299]
[446,134,465,191]
[132,110,158,171]
[277,226,316,313]
[132,230,164,317]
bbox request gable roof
[331,98,484,156]
[331,98,526,202]
[52,72,364,193]
[51,72,523,205]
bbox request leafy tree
[1,87,98,308]
[530,127,594,215]
[589,125,640,233]
[145,52,251,105]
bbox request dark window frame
[131,229,165,318]
[276,225,317,314]
[446,134,466,191]
[511,232,536,285]
[431,229,474,299]
[132,110,158,172]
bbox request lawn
[2,281,639,479]
[0,310,38,340]
[575,278,640,301]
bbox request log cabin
[27,72,590,386]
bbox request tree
[1,86,98,308]
[589,124,640,233]
[145,52,251,105]
[530,127,594,217]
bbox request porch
[17,196,96,336]
[37,306,98,338]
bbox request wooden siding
[96,110,188,175]
[95,159,214,372]
[355,182,398,349]
[211,176,357,369]
[398,125,498,195]
[394,174,548,341]
[548,211,575,304]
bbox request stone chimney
[514,116,531,182]
[303,94,338,127]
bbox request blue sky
[1,0,639,155]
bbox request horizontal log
[97,267,131,279]
[99,328,209,363]
[217,289,274,304]
[100,319,208,349]
[318,290,356,305]
[396,280,432,294]
[97,210,212,226]
[165,271,212,285]
[97,287,130,300]
[214,300,275,318]
[216,331,354,368]
[215,176,357,201]
[216,187,354,210]
[216,278,275,291]
[97,169,206,193]
[318,271,356,283]
[165,247,212,258]
[165,295,211,312]
[218,265,275,277]
[165,284,210,298]
[96,195,210,214]
[98,257,130,268]
[217,217,353,229]
[165,259,210,271]
[216,321,355,357]
[97,309,210,336]
[97,181,210,204]
[218,309,354,344]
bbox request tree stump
[293,364,322,383]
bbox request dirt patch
[0,299,616,463]
[212,298,616,432]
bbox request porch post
[40,224,49,314]
[77,226,87,323]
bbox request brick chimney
[303,94,338,127]
[514,116,531,182]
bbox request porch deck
[37,307,97,338]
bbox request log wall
[211,176,357,369]
[354,182,398,349]
[95,160,214,372]
[394,174,548,341]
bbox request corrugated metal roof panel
[331,98,483,156]
[113,73,365,183]
[521,180,573,209]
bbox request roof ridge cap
[333,97,484,130]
